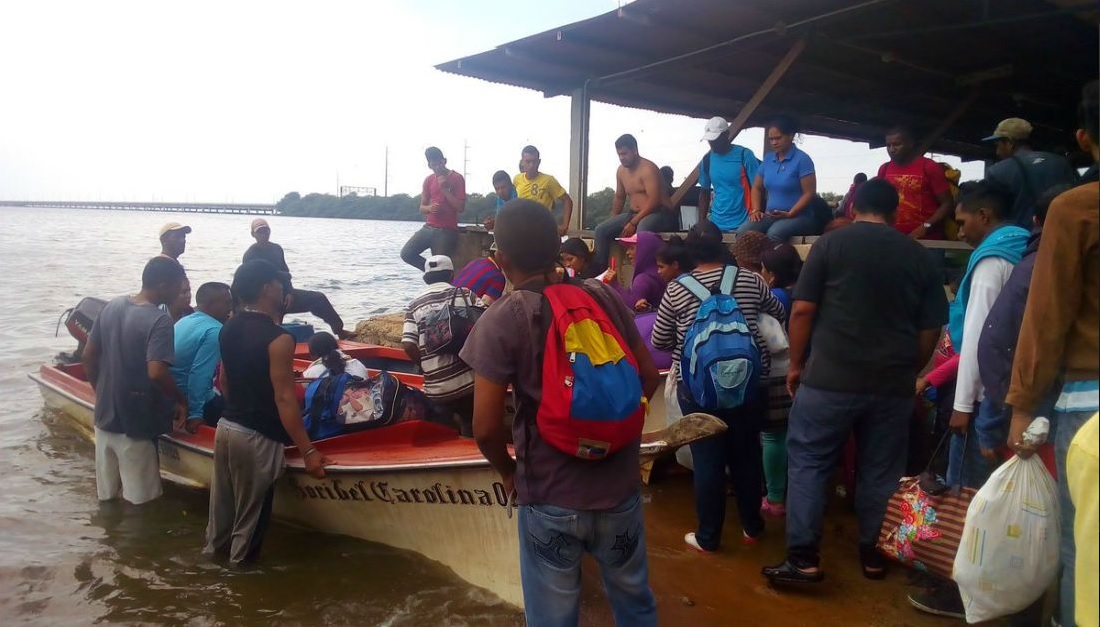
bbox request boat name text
[287,477,509,509]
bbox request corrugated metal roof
[437,0,1098,160]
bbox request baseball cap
[701,116,730,141]
[615,234,639,245]
[424,255,454,275]
[158,222,192,238]
[983,118,1033,142]
[251,218,271,234]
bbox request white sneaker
[684,532,714,554]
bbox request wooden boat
[30,341,714,609]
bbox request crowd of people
[80,80,1097,627]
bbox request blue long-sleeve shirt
[170,311,222,419]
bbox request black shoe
[762,560,825,584]
[859,544,889,580]
[908,584,965,619]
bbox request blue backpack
[303,372,356,440]
[677,266,762,410]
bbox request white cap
[701,116,730,141]
[424,255,453,275]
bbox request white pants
[95,427,163,504]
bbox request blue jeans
[679,384,765,550]
[945,400,1002,489]
[517,493,656,627]
[785,385,911,567]
[736,209,820,243]
[592,210,680,275]
[1054,408,1093,626]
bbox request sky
[0,0,985,204]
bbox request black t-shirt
[219,311,292,444]
[243,242,291,275]
[794,221,948,396]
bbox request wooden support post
[917,89,981,155]
[568,86,591,231]
[670,38,807,208]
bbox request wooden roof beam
[669,38,807,208]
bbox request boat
[30,340,718,608]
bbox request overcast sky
[0,0,985,204]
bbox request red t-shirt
[877,157,950,238]
[421,170,466,229]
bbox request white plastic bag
[665,362,694,470]
[953,418,1060,623]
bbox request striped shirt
[402,282,476,401]
[453,257,505,302]
[651,265,786,378]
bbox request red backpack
[529,282,647,460]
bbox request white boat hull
[30,371,525,608]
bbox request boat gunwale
[28,369,496,474]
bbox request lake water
[0,207,524,625]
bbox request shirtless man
[592,134,679,275]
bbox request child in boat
[460,199,661,625]
[302,332,368,380]
[559,237,595,279]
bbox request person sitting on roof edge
[244,218,353,340]
[697,116,762,234]
[400,147,466,272]
[591,134,679,276]
[514,145,573,237]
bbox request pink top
[925,334,958,388]
[422,170,466,230]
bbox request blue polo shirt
[761,145,815,211]
[698,145,761,231]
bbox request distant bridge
[0,200,276,215]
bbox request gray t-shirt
[90,296,175,439]
[459,279,642,510]
[986,149,1076,225]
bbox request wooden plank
[917,89,981,155]
[669,37,808,208]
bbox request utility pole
[463,139,469,181]
[384,146,389,197]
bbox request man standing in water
[83,256,189,505]
[591,134,678,275]
[514,145,574,237]
[244,218,352,339]
[158,222,191,262]
[401,147,466,271]
[205,259,329,564]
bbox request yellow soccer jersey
[513,172,566,210]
